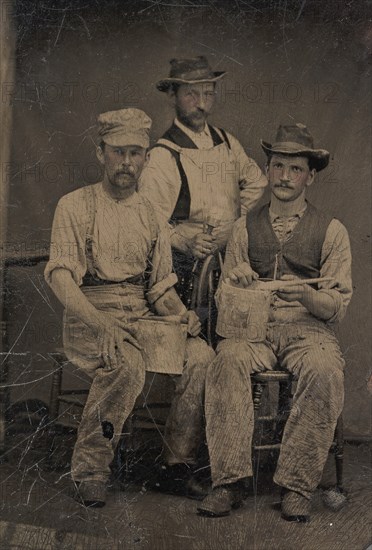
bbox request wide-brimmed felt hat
[261,123,330,171]
[98,108,152,148]
[156,56,226,92]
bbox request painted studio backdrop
[1,1,371,441]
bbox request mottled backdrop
[3,0,371,438]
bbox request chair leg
[45,353,63,458]
[252,382,265,411]
[49,354,63,423]
[334,415,344,491]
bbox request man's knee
[298,348,344,389]
[215,339,256,371]
[185,337,215,368]
[206,340,257,389]
[110,343,146,390]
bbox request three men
[139,56,267,303]
[197,124,352,521]
[45,108,215,507]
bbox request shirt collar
[269,202,307,222]
[99,184,141,206]
[269,196,308,221]
[174,118,211,140]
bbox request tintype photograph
[0,1,371,549]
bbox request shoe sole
[197,500,243,518]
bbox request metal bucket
[216,280,272,342]
[136,316,188,374]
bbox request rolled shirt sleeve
[44,192,88,286]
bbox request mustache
[116,168,135,176]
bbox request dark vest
[152,123,231,222]
[246,202,333,279]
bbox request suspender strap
[154,124,231,222]
[84,185,97,278]
[152,142,191,221]
[162,123,198,149]
[208,124,226,147]
[82,187,159,292]
[217,127,231,149]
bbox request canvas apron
[158,138,241,249]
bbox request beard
[176,106,208,129]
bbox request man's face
[268,154,315,202]
[172,82,216,130]
[97,143,148,190]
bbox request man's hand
[228,262,259,287]
[188,232,217,260]
[275,274,311,303]
[182,310,201,337]
[95,312,141,369]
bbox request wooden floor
[0,432,371,550]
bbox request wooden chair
[190,251,223,348]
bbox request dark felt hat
[261,123,330,171]
[156,56,226,92]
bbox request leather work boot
[281,489,311,523]
[76,480,107,508]
[197,483,244,517]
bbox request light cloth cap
[98,108,152,148]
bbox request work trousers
[63,284,215,483]
[205,322,345,499]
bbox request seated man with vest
[138,56,268,307]
[197,124,352,521]
[45,108,215,508]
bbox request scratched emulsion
[1,1,371,549]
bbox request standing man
[198,124,352,520]
[138,56,267,303]
[45,109,215,507]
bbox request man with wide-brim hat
[156,55,226,92]
[139,56,267,306]
[45,108,215,508]
[260,122,330,171]
[198,123,352,520]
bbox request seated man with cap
[45,108,215,507]
[139,56,267,306]
[197,124,352,520]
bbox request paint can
[216,280,272,341]
[136,316,188,374]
